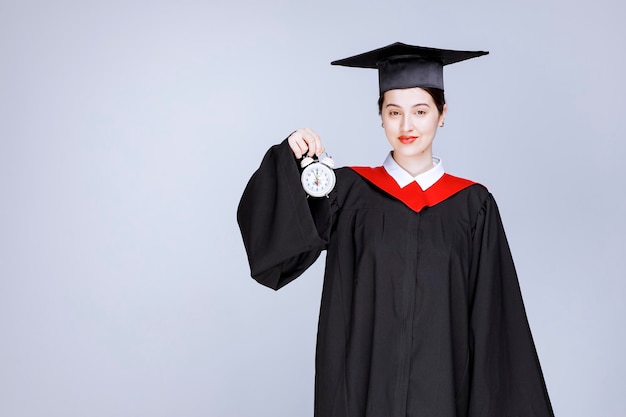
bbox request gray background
[1,0,624,416]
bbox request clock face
[301,162,336,197]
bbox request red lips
[398,135,418,144]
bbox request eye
[388,110,400,117]
[415,109,427,116]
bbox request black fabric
[237,140,554,417]
[378,58,444,92]
[330,42,488,92]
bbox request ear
[439,104,448,127]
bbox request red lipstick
[398,135,417,144]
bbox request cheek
[382,124,393,139]
[381,115,394,130]
[420,115,440,132]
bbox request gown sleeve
[237,139,333,290]
[468,193,554,416]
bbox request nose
[401,114,413,132]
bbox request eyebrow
[385,103,431,108]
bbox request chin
[395,146,428,157]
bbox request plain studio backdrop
[1,1,624,416]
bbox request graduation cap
[331,42,488,93]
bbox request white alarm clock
[300,153,336,198]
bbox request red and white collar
[382,153,444,191]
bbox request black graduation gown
[237,140,554,417]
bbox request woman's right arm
[236,130,332,290]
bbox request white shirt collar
[383,153,445,190]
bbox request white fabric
[383,153,444,190]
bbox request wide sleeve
[236,140,334,290]
[468,193,554,416]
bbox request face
[380,87,447,163]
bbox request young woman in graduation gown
[237,43,555,417]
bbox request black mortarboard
[331,42,488,93]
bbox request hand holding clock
[288,128,336,198]
[288,128,325,159]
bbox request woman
[237,43,554,417]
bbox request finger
[296,139,309,157]
[299,134,314,157]
[288,136,301,159]
[304,129,319,156]
[312,132,325,156]
[303,128,323,156]
[288,131,308,159]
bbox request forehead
[383,87,434,105]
